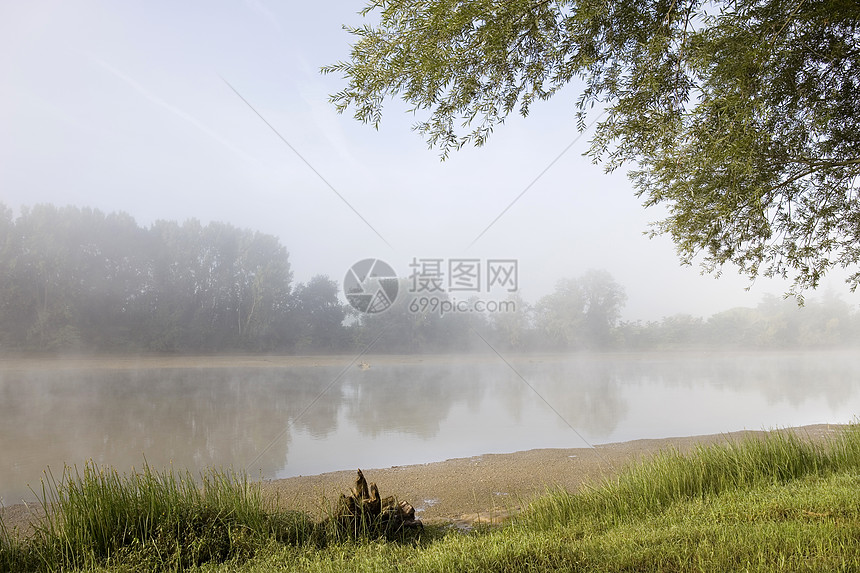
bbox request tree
[235,231,293,349]
[291,275,348,352]
[534,270,626,348]
[490,292,533,350]
[11,205,85,349]
[579,269,627,345]
[324,0,860,293]
[0,204,296,352]
[535,278,587,349]
[353,278,443,353]
[351,278,487,353]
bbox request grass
[2,425,860,572]
[526,424,860,530]
[0,464,317,572]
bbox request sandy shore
[1,424,845,536]
[263,424,845,527]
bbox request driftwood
[331,469,423,536]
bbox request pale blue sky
[1,1,852,320]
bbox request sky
[1,0,854,321]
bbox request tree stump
[331,469,423,536]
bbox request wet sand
[2,424,843,537]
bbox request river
[1,350,858,504]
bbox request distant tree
[615,293,859,349]
[748,293,857,347]
[618,314,706,349]
[535,270,626,349]
[579,270,627,346]
[0,204,295,353]
[0,205,23,348]
[354,278,441,353]
[429,295,490,351]
[325,0,860,294]
[535,278,586,349]
[142,219,294,352]
[11,205,85,349]
[489,292,533,350]
[291,275,348,352]
[352,279,487,353]
[235,231,293,350]
[657,314,706,347]
[145,219,203,351]
[73,209,148,349]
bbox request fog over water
[2,2,860,515]
[2,351,858,505]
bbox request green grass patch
[189,473,860,573]
[1,463,317,572]
[3,425,860,572]
[526,424,860,531]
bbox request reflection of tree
[0,366,344,502]
[278,367,346,439]
[628,350,860,410]
[2,351,858,503]
[514,357,628,440]
[341,358,630,444]
[342,363,488,439]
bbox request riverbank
[262,423,845,525]
[2,423,845,536]
[4,423,859,572]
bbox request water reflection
[1,350,858,504]
[344,362,492,439]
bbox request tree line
[617,295,860,350]
[1,204,857,354]
[0,204,345,352]
[353,272,860,352]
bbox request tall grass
[23,462,314,571]
[525,424,860,529]
[1,505,40,572]
[0,511,13,569]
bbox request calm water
[2,350,859,504]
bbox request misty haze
[0,204,858,507]
[2,1,859,570]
